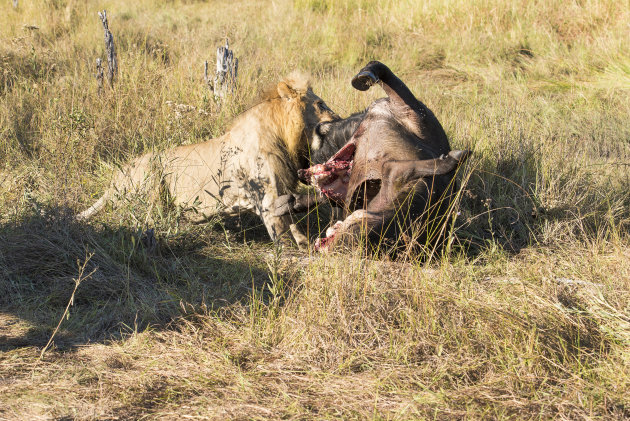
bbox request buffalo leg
[351,61,451,154]
[368,150,469,209]
[351,61,423,114]
[383,150,470,181]
[315,209,386,251]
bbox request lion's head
[260,72,339,168]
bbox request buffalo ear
[316,121,332,136]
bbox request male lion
[78,72,338,246]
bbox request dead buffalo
[277,61,470,253]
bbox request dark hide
[278,61,470,253]
[309,112,365,165]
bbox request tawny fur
[78,73,338,246]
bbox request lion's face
[300,89,339,152]
[269,74,339,167]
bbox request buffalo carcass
[277,61,470,253]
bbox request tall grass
[1,0,629,419]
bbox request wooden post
[97,10,118,87]
[212,39,238,101]
[95,58,104,94]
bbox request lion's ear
[277,81,298,99]
[278,72,310,99]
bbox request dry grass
[1,0,629,419]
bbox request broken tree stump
[97,10,118,87]
[206,39,238,101]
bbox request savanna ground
[1,0,629,419]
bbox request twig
[39,254,96,359]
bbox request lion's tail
[76,191,110,221]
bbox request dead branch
[98,10,118,87]
[39,254,96,359]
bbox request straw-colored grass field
[1,0,629,419]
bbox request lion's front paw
[289,223,308,250]
[274,194,295,217]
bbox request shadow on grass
[450,147,630,258]
[2,153,627,352]
[0,207,288,352]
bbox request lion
[78,72,339,247]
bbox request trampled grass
[1,0,629,419]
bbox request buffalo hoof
[352,70,379,91]
[448,149,471,163]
